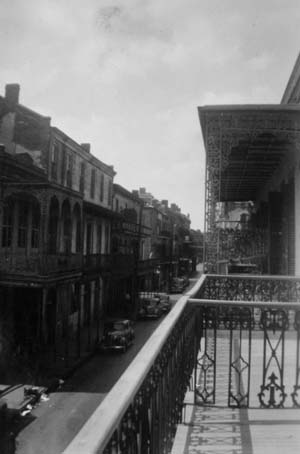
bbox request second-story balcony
[113,219,152,237]
[62,272,300,454]
[0,251,82,281]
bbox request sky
[1,0,300,229]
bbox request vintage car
[98,319,135,353]
[153,292,172,313]
[170,277,185,293]
[138,297,162,319]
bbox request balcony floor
[172,332,300,454]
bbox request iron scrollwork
[291,310,300,407]
[258,309,288,408]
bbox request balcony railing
[41,253,82,274]
[113,220,152,237]
[0,251,82,277]
[61,273,300,453]
[83,254,112,272]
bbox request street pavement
[12,278,201,454]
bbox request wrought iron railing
[189,298,300,409]
[41,253,82,274]
[83,254,112,272]
[197,274,300,302]
[0,251,82,276]
[62,274,300,454]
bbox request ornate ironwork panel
[258,309,289,408]
[192,297,299,410]
[197,275,300,305]
[291,310,300,407]
[228,318,251,408]
[195,307,217,405]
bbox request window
[2,200,13,247]
[108,180,112,206]
[116,198,119,212]
[86,223,93,254]
[48,198,59,254]
[66,153,73,188]
[31,205,40,248]
[63,216,71,254]
[61,146,67,184]
[100,174,104,202]
[70,283,80,314]
[76,219,81,252]
[51,143,59,180]
[90,168,96,199]
[105,224,110,253]
[18,204,28,247]
[97,224,102,253]
[79,161,85,193]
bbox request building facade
[0,84,116,379]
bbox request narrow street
[10,280,199,454]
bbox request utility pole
[132,200,143,320]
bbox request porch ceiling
[198,104,300,201]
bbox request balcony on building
[0,148,83,283]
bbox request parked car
[180,275,190,288]
[170,277,185,293]
[153,292,172,313]
[98,319,135,353]
[138,297,162,319]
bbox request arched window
[62,200,71,254]
[48,197,59,253]
[72,204,81,253]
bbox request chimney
[161,199,168,208]
[81,143,91,153]
[139,187,146,194]
[5,84,20,107]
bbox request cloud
[0,0,299,230]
